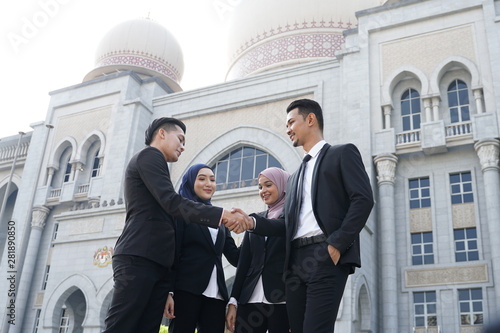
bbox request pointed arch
[48,137,78,169]
[430,56,480,94]
[382,66,429,106]
[175,125,300,188]
[352,274,373,332]
[76,130,106,162]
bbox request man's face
[158,126,186,162]
[286,108,308,148]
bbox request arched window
[91,150,100,178]
[211,146,282,191]
[401,88,421,131]
[448,79,470,123]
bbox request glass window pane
[456,241,465,251]
[457,80,467,90]
[255,155,267,178]
[410,189,419,199]
[415,304,424,314]
[215,161,228,184]
[421,188,430,197]
[474,314,484,325]
[448,91,458,107]
[242,147,255,157]
[424,244,433,253]
[454,229,465,239]
[412,256,422,265]
[467,228,477,238]
[423,232,433,242]
[423,255,434,264]
[451,184,461,194]
[228,159,241,183]
[413,114,421,129]
[451,195,462,204]
[411,98,421,114]
[413,245,422,255]
[409,179,419,188]
[463,193,474,203]
[268,155,280,168]
[427,304,436,313]
[461,106,470,121]
[402,89,410,100]
[410,200,420,209]
[471,289,482,300]
[458,290,469,300]
[411,234,421,243]
[414,292,424,303]
[230,148,242,159]
[450,174,460,183]
[460,303,470,312]
[421,198,431,207]
[241,156,254,181]
[463,183,472,192]
[448,80,458,91]
[410,89,420,98]
[469,251,479,261]
[420,178,429,187]
[401,100,410,115]
[456,252,466,262]
[468,240,477,250]
[450,108,459,123]
[402,117,411,131]
[462,172,472,181]
[415,317,425,327]
[426,292,436,302]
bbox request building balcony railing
[48,188,61,198]
[396,129,421,145]
[445,121,472,137]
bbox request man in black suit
[231,99,374,333]
[103,117,243,333]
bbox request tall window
[41,265,50,290]
[401,88,421,131]
[59,307,70,333]
[414,291,437,327]
[63,159,72,183]
[32,309,41,333]
[448,79,470,123]
[450,172,473,204]
[459,288,483,326]
[454,227,479,262]
[211,146,282,191]
[411,232,434,265]
[91,150,100,178]
[409,177,431,209]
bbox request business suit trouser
[285,242,350,333]
[103,255,171,333]
[236,303,289,333]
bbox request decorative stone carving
[31,206,51,229]
[474,139,500,171]
[405,264,488,287]
[374,153,398,185]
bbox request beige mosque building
[1,0,500,332]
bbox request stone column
[473,88,484,114]
[431,97,440,122]
[383,105,392,130]
[423,98,432,122]
[474,139,500,313]
[373,153,399,333]
[10,206,51,333]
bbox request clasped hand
[222,208,254,233]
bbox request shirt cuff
[228,297,238,308]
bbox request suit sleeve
[326,144,374,253]
[230,232,252,301]
[250,214,286,237]
[137,148,222,228]
[223,226,240,267]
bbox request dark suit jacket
[231,211,286,304]
[173,220,240,301]
[114,147,222,269]
[252,143,374,275]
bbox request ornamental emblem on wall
[93,246,113,267]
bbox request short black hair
[286,99,324,132]
[145,117,186,145]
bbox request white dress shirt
[294,140,327,240]
[202,227,223,300]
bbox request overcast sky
[1,0,235,138]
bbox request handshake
[221,208,254,233]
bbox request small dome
[226,0,384,80]
[84,18,184,92]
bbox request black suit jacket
[252,143,374,275]
[231,211,286,304]
[114,147,222,268]
[173,220,240,301]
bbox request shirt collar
[305,140,327,159]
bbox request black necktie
[293,154,311,228]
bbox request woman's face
[258,175,279,205]
[193,167,216,201]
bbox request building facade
[1,0,499,332]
